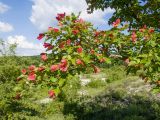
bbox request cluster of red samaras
[111,18,154,43]
[19,59,67,82]
[39,45,103,71]
[48,90,55,98]
[112,18,120,27]
[37,13,80,41]
[20,57,96,81]
[131,25,154,43]
[58,39,82,49]
[50,59,68,72]
[20,65,37,81]
[37,28,80,41]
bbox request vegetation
[0,41,160,119]
[0,1,160,118]
[86,0,160,30]
[16,13,160,97]
[1,58,160,119]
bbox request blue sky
[1,0,38,43]
[0,0,114,56]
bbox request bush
[61,75,81,101]
[63,89,160,120]
[102,65,127,83]
[0,55,43,119]
[0,56,40,83]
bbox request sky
[0,0,115,56]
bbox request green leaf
[54,87,61,96]
[128,61,136,66]
[58,79,65,87]
[50,76,58,82]
[67,55,72,60]
[106,58,111,64]
[71,58,76,65]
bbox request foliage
[86,0,160,30]
[0,56,40,83]
[1,54,160,119]
[0,54,80,119]
[1,10,159,120]
[0,56,40,119]
[102,65,127,83]
[0,54,43,119]
[16,12,160,99]
[124,28,160,91]
[17,13,112,98]
[0,81,64,120]
[60,75,81,101]
[63,77,160,120]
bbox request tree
[17,13,112,98]
[16,13,160,99]
[86,0,160,30]
[0,39,17,56]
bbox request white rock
[38,97,53,104]
[80,78,91,86]
[101,78,106,81]
[78,90,88,95]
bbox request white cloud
[0,21,14,32]
[30,0,115,31]
[0,2,10,14]
[7,35,45,56]
[0,3,13,33]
